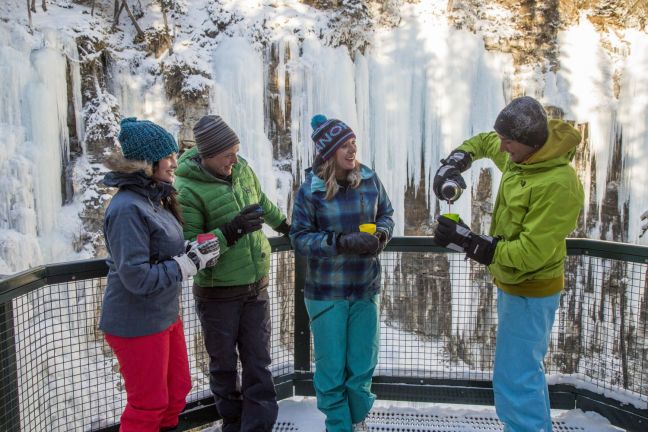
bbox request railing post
[293,254,311,374]
[0,300,20,432]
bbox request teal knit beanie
[117,117,179,162]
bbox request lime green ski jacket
[457,119,584,297]
[174,147,286,287]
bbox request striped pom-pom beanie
[310,114,356,162]
[193,115,240,158]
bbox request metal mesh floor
[270,410,590,431]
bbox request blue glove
[434,215,498,265]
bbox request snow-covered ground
[196,397,625,431]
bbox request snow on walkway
[199,397,625,431]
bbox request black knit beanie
[493,96,549,148]
[193,115,240,158]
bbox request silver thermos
[440,179,463,203]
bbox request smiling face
[201,144,240,177]
[334,138,357,178]
[498,134,537,163]
[152,153,178,184]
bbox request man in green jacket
[433,96,584,432]
[175,115,290,432]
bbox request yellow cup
[359,223,377,235]
[442,213,461,222]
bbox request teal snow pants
[493,288,561,432]
[305,296,380,432]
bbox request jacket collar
[176,146,249,183]
[103,171,174,202]
[307,163,374,193]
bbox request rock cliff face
[55,0,646,388]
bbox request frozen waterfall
[0,25,85,274]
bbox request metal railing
[1,237,647,431]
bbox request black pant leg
[238,289,278,431]
[195,298,243,423]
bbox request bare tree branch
[26,0,33,29]
[160,0,173,55]
[113,0,125,30]
[121,0,145,40]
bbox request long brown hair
[162,192,184,224]
[316,157,361,201]
[152,160,184,224]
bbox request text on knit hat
[493,96,549,148]
[310,114,356,162]
[193,115,240,159]
[118,117,178,162]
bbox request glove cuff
[443,150,472,172]
[275,220,290,235]
[173,254,197,281]
[220,222,240,247]
[465,234,499,265]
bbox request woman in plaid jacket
[290,115,394,432]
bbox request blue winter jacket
[290,164,394,300]
[100,170,185,337]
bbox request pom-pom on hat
[310,114,356,162]
[117,117,178,162]
[493,96,549,148]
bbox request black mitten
[337,232,380,255]
[220,204,264,246]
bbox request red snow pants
[105,318,192,432]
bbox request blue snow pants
[305,295,380,432]
[493,288,561,432]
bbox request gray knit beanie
[193,115,240,158]
[493,96,549,148]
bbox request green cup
[443,213,461,222]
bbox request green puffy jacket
[458,119,584,297]
[174,147,286,287]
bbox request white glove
[173,238,220,281]
[187,238,220,269]
[173,253,198,281]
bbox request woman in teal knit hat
[100,118,220,431]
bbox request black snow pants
[194,279,278,432]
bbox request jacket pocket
[309,304,335,324]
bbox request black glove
[434,215,498,265]
[220,204,264,246]
[433,150,472,202]
[275,219,291,236]
[376,230,388,255]
[337,232,380,255]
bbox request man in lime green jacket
[175,115,289,432]
[433,96,584,432]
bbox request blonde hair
[316,157,361,200]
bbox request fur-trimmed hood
[103,149,154,176]
[102,149,174,200]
